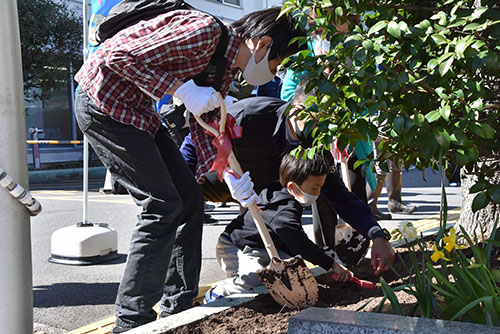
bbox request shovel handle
[194,93,281,263]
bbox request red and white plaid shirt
[76,9,240,181]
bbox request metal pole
[69,61,78,148]
[0,0,34,333]
[82,0,89,223]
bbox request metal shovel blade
[257,256,319,309]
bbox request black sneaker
[203,213,218,224]
[111,324,131,333]
[372,209,392,220]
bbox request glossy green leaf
[397,71,409,85]
[418,19,431,30]
[480,123,495,139]
[376,76,388,91]
[421,136,439,159]
[431,34,447,45]
[455,149,470,166]
[440,105,451,121]
[488,186,500,204]
[394,116,405,134]
[355,118,369,134]
[430,11,447,25]
[470,181,488,193]
[415,113,425,125]
[435,87,449,100]
[400,19,409,30]
[387,21,401,39]
[307,147,316,160]
[335,6,343,17]
[427,58,439,70]
[433,128,451,149]
[438,52,454,63]
[464,23,481,31]
[362,40,374,50]
[472,192,490,212]
[425,110,441,123]
[471,7,488,20]
[368,21,388,36]
[470,98,484,111]
[472,122,495,139]
[455,36,474,58]
[439,56,454,76]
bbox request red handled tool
[332,273,376,290]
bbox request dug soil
[167,246,421,334]
[168,242,500,334]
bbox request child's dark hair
[279,151,330,186]
[231,7,307,61]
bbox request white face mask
[242,44,275,86]
[316,36,330,53]
[292,183,319,207]
[320,38,331,53]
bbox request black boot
[386,171,417,214]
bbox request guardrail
[26,140,83,145]
[27,140,83,169]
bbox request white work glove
[173,79,220,116]
[224,95,238,108]
[223,168,259,208]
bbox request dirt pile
[167,248,418,334]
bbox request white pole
[82,0,89,223]
[0,0,34,333]
[69,61,78,147]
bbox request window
[208,0,241,6]
[222,0,240,5]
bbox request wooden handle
[195,93,280,261]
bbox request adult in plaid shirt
[74,6,305,333]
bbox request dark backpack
[96,0,228,90]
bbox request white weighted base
[48,223,120,265]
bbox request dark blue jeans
[75,89,204,328]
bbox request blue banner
[88,0,121,54]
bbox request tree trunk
[456,168,500,240]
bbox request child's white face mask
[292,183,319,207]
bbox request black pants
[75,89,204,328]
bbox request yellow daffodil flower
[431,244,450,263]
[442,228,463,252]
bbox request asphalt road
[29,167,461,333]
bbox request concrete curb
[128,288,268,334]
[29,166,106,184]
[288,308,500,334]
[128,267,328,334]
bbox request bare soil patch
[167,246,420,334]
[167,241,499,334]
